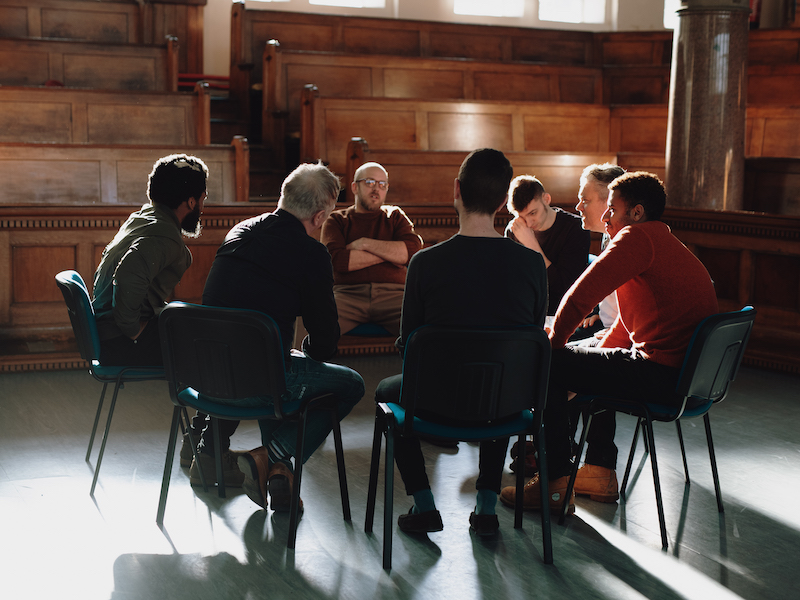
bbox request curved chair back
[55,270,101,363]
[158,302,287,408]
[398,326,551,435]
[677,306,756,405]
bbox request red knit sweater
[321,204,423,285]
[550,220,719,368]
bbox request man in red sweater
[500,171,719,513]
[320,162,423,337]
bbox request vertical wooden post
[232,135,250,203]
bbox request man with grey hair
[190,162,365,506]
[320,161,422,337]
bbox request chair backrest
[158,302,287,404]
[676,306,756,403]
[399,326,551,432]
[55,270,101,363]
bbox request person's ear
[453,178,461,200]
[631,203,646,222]
[542,192,552,206]
[312,209,327,228]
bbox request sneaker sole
[237,454,266,508]
[575,490,619,503]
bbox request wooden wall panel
[0,7,28,38]
[343,27,421,57]
[13,246,74,303]
[384,69,465,100]
[474,72,552,102]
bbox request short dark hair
[457,148,513,215]
[608,171,666,221]
[147,154,208,209]
[507,175,546,215]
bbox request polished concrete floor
[1,356,799,600]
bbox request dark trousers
[544,345,682,478]
[375,374,510,496]
[99,319,162,366]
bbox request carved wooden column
[666,0,750,210]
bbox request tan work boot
[499,475,575,515]
[189,450,245,487]
[574,464,619,502]
[267,461,303,514]
[237,446,270,508]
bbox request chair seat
[92,363,164,381]
[385,402,534,441]
[177,387,302,420]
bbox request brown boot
[268,461,303,514]
[499,475,575,515]
[574,464,619,503]
[237,447,270,508]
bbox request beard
[181,204,202,238]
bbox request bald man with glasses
[320,161,423,338]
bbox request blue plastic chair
[55,270,166,495]
[156,302,351,549]
[365,325,553,570]
[559,306,757,549]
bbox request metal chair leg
[536,425,553,565]
[561,411,591,525]
[675,420,690,485]
[329,408,351,522]
[212,418,226,499]
[86,383,109,461]
[288,413,308,550]
[90,379,123,496]
[643,415,669,549]
[620,417,642,499]
[704,413,724,513]
[383,422,395,571]
[157,406,182,524]
[514,432,525,530]
[365,408,384,533]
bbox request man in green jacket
[92,153,208,366]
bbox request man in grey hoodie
[92,154,208,367]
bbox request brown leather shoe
[268,461,303,514]
[189,450,245,487]
[574,464,619,503]
[499,475,575,515]
[509,440,538,476]
[237,447,270,508]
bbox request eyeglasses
[356,178,388,191]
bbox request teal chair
[156,302,351,549]
[55,270,167,495]
[365,325,553,570]
[560,306,757,549]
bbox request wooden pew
[261,42,603,155]
[301,88,612,176]
[344,138,615,215]
[747,105,800,158]
[0,83,211,145]
[0,137,249,205]
[0,36,179,91]
[231,2,594,115]
[0,202,267,369]
[0,0,205,74]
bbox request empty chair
[365,325,553,570]
[560,306,757,548]
[55,270,166,495]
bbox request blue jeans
[258,355,365,463]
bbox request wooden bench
[261,42,603,157]
[0,36,179,91]
[0,137,249,205]
[231,2,595,115]
[0,0,205,74]
[301,89,613,176]
[343,138,615,214]
[0,83,211,145]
